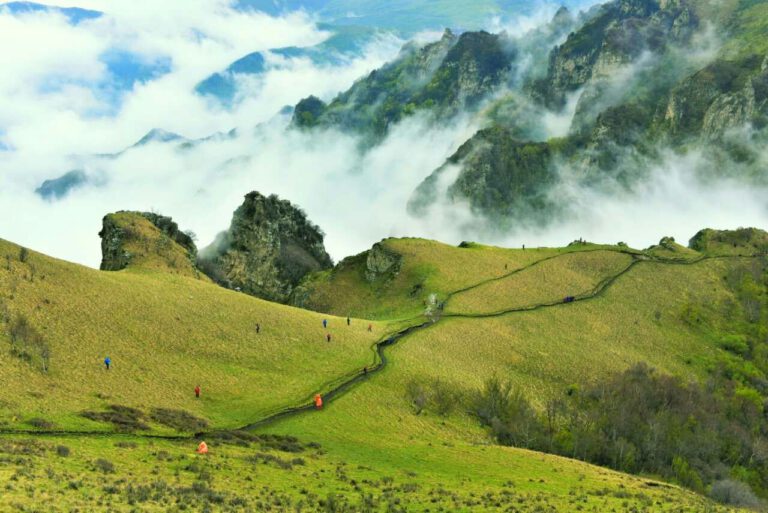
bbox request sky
[0,0,766,269]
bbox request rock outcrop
[364,242,403,283]
[99,211,199,277]
[198,192,333,303]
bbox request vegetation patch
[81,405,149,432]
[149,408,208,432]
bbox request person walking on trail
[104,356,111,371]
[346,316,351,326]
[195,385,201,398]
[326,333,332,343]
[368,323,372,332]
[314,394,323,409]
[323,319,328,329]
[255,323,260,334]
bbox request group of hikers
[101,313,373,444]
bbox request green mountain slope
[1,226,760,511]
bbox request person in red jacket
[195,385,201,398]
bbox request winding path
[0,249,755,440]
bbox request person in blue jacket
[104,356,111,370]
[323,319,328,329]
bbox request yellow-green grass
[445,249,635,315]
[405,258,737,402]
[0,239,385,433]
[252,256,746,511]
[0,428,736,512]
[301,238,637,320]
[259,342,734,513]
[645,241,703,261]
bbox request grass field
[444,249,635,315]
[0,431,734,512]
[0,235,385,433]
[0,230,758,511]
[298,238,638,320]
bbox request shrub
[81,405,149,431]
[709,480,761,508]
[18,247,28,263]
[150,408,208,432]
[27,417,54,430]
[93,458,115,473]
[719,334,750,356]
[55,445,70,457]
[405,380,428,415]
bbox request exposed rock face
[537,0,696,109]
[291,28,512,140]
[689,228,768,255]
[99,215,132,271]
[98,211,198,275]
[663,55,768,139]
[199,192,333,303]
[409,126,555,221]
[365,242,403,282]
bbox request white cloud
[0,1,765,273]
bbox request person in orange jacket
[196,441,208,454]
[314,394,323,409]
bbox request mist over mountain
[0,0,767,268]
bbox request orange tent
[196,441,208,454]
[314,394,323,409]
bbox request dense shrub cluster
[472,364,767,506]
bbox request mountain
[408,0,768,225]
[35,169,87,201]
[285,0,767,229]
[292,28,518,141]
[195,25,383,105]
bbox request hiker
[314,394,323,409]
[363,367,368,375]
[347,316,351,326]
[523,244,525,250]
[326,333,331,343]
[323,319,328,329]
[504,263,508,270]
[104,356,111,371]
[255,323,260,334]
[367,323,372,332]
[196,441,208,454]
[195,385,201,398]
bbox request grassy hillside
[0,237,384,433]
[297,238,636,320]
[0,231,761,511]
[257,249,751,507]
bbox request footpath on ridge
[0,249,754,440]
